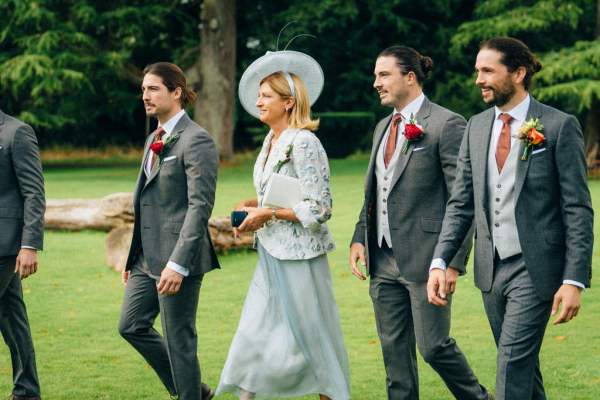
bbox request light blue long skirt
[216,242,351,399]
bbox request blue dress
[216,129,350,399]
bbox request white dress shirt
[145,109,190,277]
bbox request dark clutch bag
[230,211,248,228]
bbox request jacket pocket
[421,217,442,233]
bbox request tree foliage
[0,0,598,150]
[0,0,201,146]
[534,40,600,113]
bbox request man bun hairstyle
[480,37,542,90]
[143,62,197,107]
[378,45,434,85]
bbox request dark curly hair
[480,37,542,90]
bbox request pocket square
[531,148,546,155]
[163,155,177,162]
[412,146,426,152]
[0,145,3,150]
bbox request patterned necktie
[149,127,166,174]
[495,113,513,172]
[384,113,403,168]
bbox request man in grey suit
[118,62,220,400]
[0,110,45,400]
[428,37,593,400]
[349,46,490,400]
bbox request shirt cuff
[166,260,190,277]
[21,246,38,251]
[563,280,585,290]
[429,258,447,271]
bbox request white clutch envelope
[263,173,302,208]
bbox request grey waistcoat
[487,137,522,260]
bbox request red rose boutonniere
[517,118,545,160]
[150,134,180,164]
[402,114,425,154]
[150,141,164,155]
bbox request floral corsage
[517,118,545,160]
[150,134,180,164]
[402,114,425,154]
[274,143,293,172]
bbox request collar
[494,94,530,123]
[393,92,425,121]
[159,109,186,135]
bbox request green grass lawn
[2,156,599,399]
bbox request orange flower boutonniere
[517,118,545,160]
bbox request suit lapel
[131,132,154,201]
[365,115,392,194]
[0,110,6,137]
[470,108,495,233]
[389,97,432,190]
[143,114,190,189]
[514,97,542,201]
[474,108,495,195]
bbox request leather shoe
[201,383,215,400]
[12,395,41,400]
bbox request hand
[349,243,367,280]
[445,267,460,295]
[122,270,129,285]
[237,207,271,233]
[427,268,449,307]
[235,200,249,211]
[157,267,184,296]
[15,248,38,279]
[551,284,582,325]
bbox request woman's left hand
[237,207,271,233]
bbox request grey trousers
[118,259,204,400]
[369,244,488,400]
[483,254,552,400]
[0,256,41,398]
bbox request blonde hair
[260,72,319,131]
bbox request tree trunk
[586,0,600,166]
[584,100,600,167]
[194,0,236,160]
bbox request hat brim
[238,50,324,119]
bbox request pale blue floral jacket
[254,128,336,260]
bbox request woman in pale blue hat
[216,50,350,400]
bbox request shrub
[314,111,375,158]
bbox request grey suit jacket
[351,97,472,282]
[433,97,593,300]
[125,113,220,276]
[0,110,45,257]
